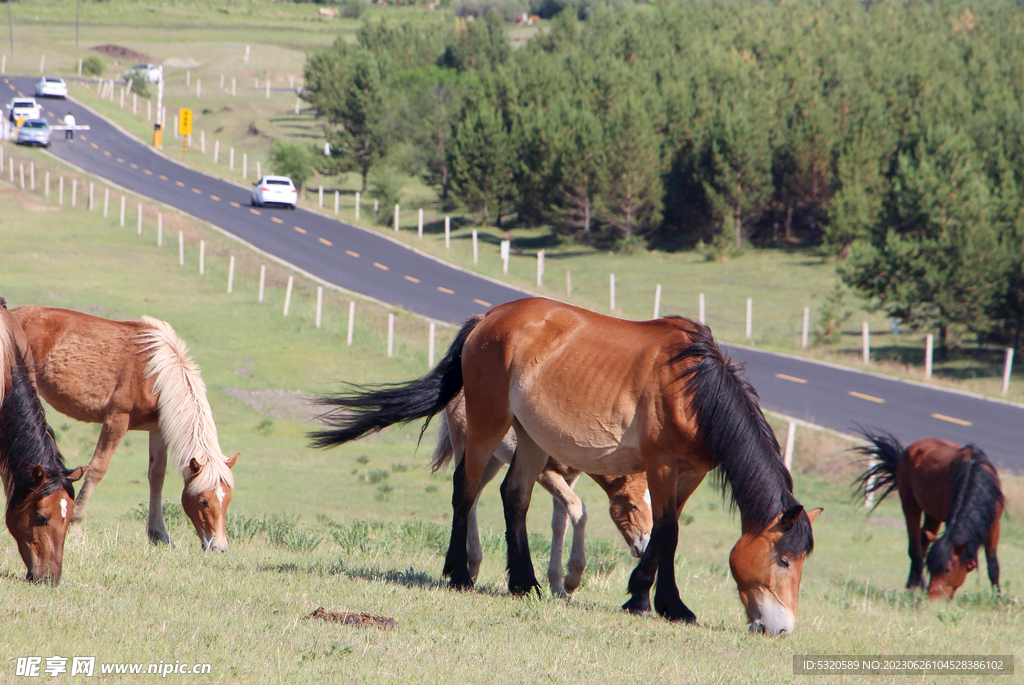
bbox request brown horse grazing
[433,390,652,597]
[11,306,238,552]
[313,298,822,635]
[0,306,86,584]
[854,432,1003,600]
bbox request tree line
[301,1,1024,349]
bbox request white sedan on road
[251,176,298,209]
[35,77,68,98]
[7,97,41,123]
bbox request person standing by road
[63,111,75,142]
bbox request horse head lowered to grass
[312,298,822,635]
[12,306,238,552]
[0,305,86,584]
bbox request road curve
[10,75,1024,473]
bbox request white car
[34,76,68,98]
[124,63,162,84]
[251,176,298,209]
[16,119,51,147]
[7,97,41,123]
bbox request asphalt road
[9,75,1023,472]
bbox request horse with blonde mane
[12,306,238,551]
[314,298,822,635]
[433,390,651,597]
[0,302,86,584]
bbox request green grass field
[0,139,1023,683]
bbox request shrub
[126,75,150,99]
[82,55,105,77]
[268,140,314,190]
[368,167,402,226]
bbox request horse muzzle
[631,533,651,558]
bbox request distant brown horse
[855,433,1003,600]
[0,304,85,584]
[313,298,821,635]
[12,306,238,552]
[433,390,651,597]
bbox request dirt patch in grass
[307,607,397,630]
[92,45,153,62]
[224,387,319,423]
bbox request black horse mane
[926,445,1003,576]
[0,350,75,514]
[669,322,813,558]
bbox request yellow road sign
[178,108,193,136]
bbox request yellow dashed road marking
[90,142,98,149]
[116,157,124,163]
[932,413,972,427]
[143,169,153,175]
[80,134,87,141]
[210,195,220,201]
[849,391,885,404]
[230,201,240,208]
[473,299,491,307]
[404,276,420,283]
[374,262,389,271]
[271,217,282,224]
[175,181,184,187]
[192,188,202,194]
[294,227,307,234]
[249,208,260,215]
[437,286,454,294]
[130,163,138,169]
[346,250,359,258]
[159,174,168,180]
[319,237,332,246]
[103,150,111,157]
[776,374,808,384]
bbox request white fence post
[315,287,323,329]
[355,191,360,221]
[120,196,126,227]
[925,334,934,380]
[862,321,870,363]
[537,250,545,287]
[609,274,616,312]
[201,130,205,154]
[230,147,234,170]
[418,208,424,238]
[566,271,572,297]
[103,188,109,218]
[472,230,478,263]
[18,163,23,190]
[59,177,64,205]
[653,284,662,319]
[88,182,94,211]
[699,293,705,324]
[72,180,77,208]
[501,240,510,275]
[746,298,753,339]
[784,421,796,471]
[178,231,184,266]
[157,213,162,247]
[387,313,395,358]
[258,265,266,303]
[283,276,294,316]
[227,255,235,293]
[445,216,450,248]
[334,191,339,215]
[428,321,436,368]
[242,153,247,179]
[394,204,400,232]
[214,140,220,164]
[318,186,323,208]
[801,307,810,349]
[1002,348,1014,396]
[347,301,355,346]
[196,79,201,99]
[232,77,236,97]
[199,240,205,275]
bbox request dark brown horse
[854,432,1003,600]
[0,305,85,584]
[313,298,821,635]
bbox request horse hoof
[655,599,697,624]
[148,530,171,545]
[447,567,474,591]
[508,578,541,597]
[622,596,653,616]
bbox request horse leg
[902,499,926,590]
[985,517,1001,592]
[501,422,549,597]
[147,431,171,545]
[467,456,504,582]
[70,413,129,535]
[538,468,585,597]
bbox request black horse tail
[309,315,483,449]
[852,429,904,511]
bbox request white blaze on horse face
[60,498,68,520]
[216,485,226,506]
[643,489,651,506]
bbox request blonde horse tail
[430,411,454,474]
[0,310,15,406]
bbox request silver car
[124,63,162,84]
[35,76,68,98]
[251,176,298,209]
[17,119,52,147]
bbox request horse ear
[33,465,46,484]
[771,505,804,533]
[923,530,938,543]
[189,458,201,475]
[65,466,87,482]
[806,507,824,525]
[225,452,240,468]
